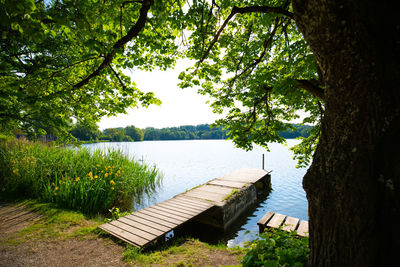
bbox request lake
[83,139,308,246]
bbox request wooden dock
[257,211,309,237]
[99,168,271,247]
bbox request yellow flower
[94,175,98,179]
[109,171,112,175]
[53,193,57,196]
[110,180,115,185]
[96,164,100,167]
[55,186,59,191]
[75,177,80,182]
[52,182,55,186]
[88,171,93,177]
[104,173,108,178]
[101,170,104,173]
[107,165,111,169]
[111,187,114,190]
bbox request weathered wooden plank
[148,205,193,220]
[124,214,170,232]
[257,211,274,232]
[219,169,268,183]
[172,196,213,208]
[164,199,209,212]
[0,206,30,217]
[267,213,286,228]
[208,179,247,188]
[155,202,204,217]
[110,220,157,241]
[195,185,234,195]
[132,212,177,229]
[3,211,35,222]
[99,223,146,246]
[136,209,184,225]
[183,190,226,202]
[258,211,274,226]
[282,217,300,232]
[297,220,309,237]
[118,217,165,236]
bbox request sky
[98,59,223,130]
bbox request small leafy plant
[242,228,309,267]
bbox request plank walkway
[99,168,270,247]
[257,211,309,237]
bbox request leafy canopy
[1,0,322,165]
[0,0,184,139]
[179,0,323,166]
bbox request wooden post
[262,154,265,170]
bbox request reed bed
[0,139,161,216]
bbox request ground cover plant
[0,139,161,216]
[242,228,309,267]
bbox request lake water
[83,139,308,246]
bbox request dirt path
[0,203,243,266]
[0,203,128,266]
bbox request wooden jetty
[99,168,271,248]
[257,211,309,237]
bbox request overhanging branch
[296,79,325,101]
[73,0,153,90]
[199,5,293,64]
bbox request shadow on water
[174,192,271,246]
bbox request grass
[0,139,162,216]
[0,199,103,244]
[123,238,244,266]
[223,189,239,201]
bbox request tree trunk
[292,0,400,265]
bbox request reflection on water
[83,139,308,246]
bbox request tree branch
[199,5,293,64]
[296,79,325,101]
[109,65,127,90]
[73,0,153,90]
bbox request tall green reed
[0,139,162,216]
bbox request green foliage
[0,139,162,216]
[242,229,309,267]
[104,207,131,223]
[143,124,229,140]
[70,120,101,141]
[0,0,184,137]
[180,0,322,160]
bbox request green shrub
[0,139,161,216]
[242,228,309,267]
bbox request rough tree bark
[292,0,400,266]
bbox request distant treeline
[70,123,312,142]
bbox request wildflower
[88,172,93,180]
[55,186,59,191]
[111,187,114,190]
[94,175,98,179]
[110,180,115,185]
[53,193,57,196]
[52,182,55,186]
[107,165,111,169]
[96,164,100,167]
[75,177,80,182]
[104,173,108,178]
[101,170,104,173]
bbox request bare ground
[0,203,243,267]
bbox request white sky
[98,59,223,130]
